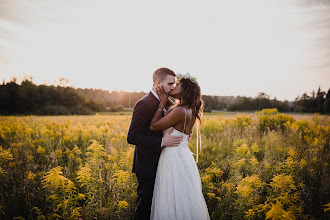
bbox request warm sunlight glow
[0,0,329,101]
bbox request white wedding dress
[151,109,210,220]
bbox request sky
[0,0,329,101]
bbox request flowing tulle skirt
[151,129,210,220]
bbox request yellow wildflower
[270,174,296,193]
[250,142,260,153]
[300,159,307,168]
[236,143,249,156]
[250,157,258,166]
[207,193,216,200]
[202,175,212,184]
[117,201,128,209]
[323,203,330,212]
[266,200,295,220]
[36,146,46,154]
[288,148,298,158]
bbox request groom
[127,67,182,220]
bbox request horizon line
[2,76,329,102]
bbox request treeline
[203,92,291,112]
[1,78,329,115]
[0,79,148,115]
[0,79,102,115]
[203,87,330,113]
[293,87,330,113]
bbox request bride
[149,73,210,220]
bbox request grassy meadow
[0,109,329,219]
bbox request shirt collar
[151,89,160,101]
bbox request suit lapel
[147,91,159,106]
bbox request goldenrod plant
[0,110,329,219]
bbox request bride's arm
[150,107,184,131]
[150,86,184,131]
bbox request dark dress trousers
[127,92,163,220]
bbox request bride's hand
[156,85,168,106]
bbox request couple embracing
[127,68,210,220]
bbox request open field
[0,109,329,219]
[206,112,330,122]
[98,110,330,121]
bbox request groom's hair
[153,68,176,83]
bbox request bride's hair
[169,79,203,124]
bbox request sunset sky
[0,0,329,101]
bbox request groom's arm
[127,99,162,153]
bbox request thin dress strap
[183,108,187,133]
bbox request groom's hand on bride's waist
[163,128,183,147]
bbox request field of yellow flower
[0,109,329,219]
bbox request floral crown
[176,73,198,84]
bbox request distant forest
[0,78,329,115]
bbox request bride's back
[169,106,195,135]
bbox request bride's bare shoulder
[169,106,184,113]
[167,106,186,117]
